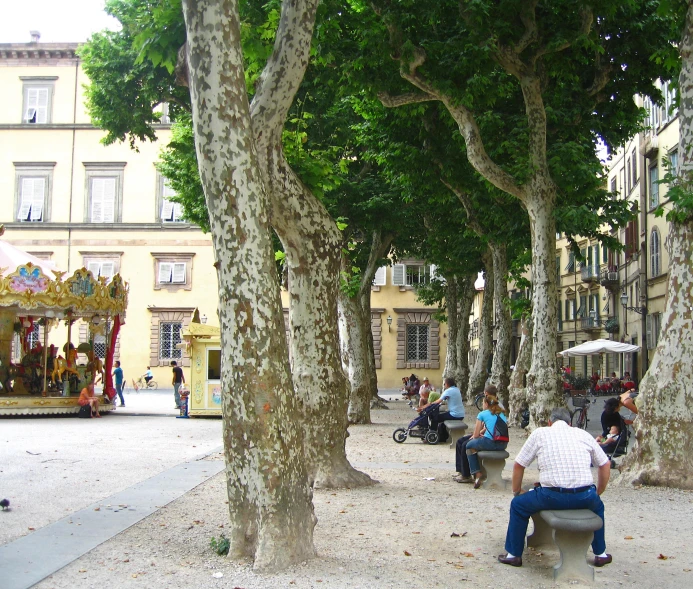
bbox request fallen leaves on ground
[462,552,475,558]
[658,554,668,560]
[625,535,634,540]
[403,551,412,556]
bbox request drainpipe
[67,56,79,272]
[640,139,649,376]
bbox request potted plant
[564,373,592,395]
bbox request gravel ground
[15,398,693,588]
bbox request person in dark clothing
[171,360,185,409]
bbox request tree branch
[440,177,486,237]
[378,91,438,107]
[250,0,320,132]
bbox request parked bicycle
[570,395,591,429]
[133,375,158,390]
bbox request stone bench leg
[448,428,466,449]
[479,458,506,490]
[527,513,554,548]
[552,528,596,582]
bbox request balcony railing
[599,266,619,290]
[580,316,602,331]
[580,265,600,282]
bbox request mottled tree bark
[343,230,392,421]
[467,252,494,403]
[456,273,475,393]
[620,4,693,490]
[523,182,563,425]
[249,1,371,489]
[488,243,512,408]
[443,275,459,382]
[508,318,532,428]
[182,0,315,569]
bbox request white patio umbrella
[558,339,640,357]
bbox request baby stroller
[604,413,631,468]
[392,403,444,444]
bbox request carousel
[0,229,129,416]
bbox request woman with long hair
[465,394,508,488]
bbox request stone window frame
[83,162,127,223]
[148,307,194,367]
[20,76,57,124]
[14,162,55,222]
[371,308,385,369]
[151,252,195,291]
[394,308,440,370]
[80,251,123,281]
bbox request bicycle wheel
[148,380,158,390]
[475,394,484,411]
[576,409,588,429]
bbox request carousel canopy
[0,239,60,277]
[558,339,640,357]
[0,238,128,318]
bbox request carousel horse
[51,355,68,385]
[86,351,104,384]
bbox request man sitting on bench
[498,407,611,568]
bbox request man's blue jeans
[466,437,507,474]
[116,383,124,406]
[504,486,606,557]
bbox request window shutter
[18,179,33,220]
[372,266,386,286]
[30,178,45,221]
[100,261,115,279]
[35,88,49,123]
[102,178,116,222]
[172,202,183,221]
[392,264,405,286]
[161,199,174,222]
[87,261,101,277]
[158,262,173,283]
[91,179,105,222]
[429,264,436,279]
[172,262,186,283]
[645,315,654,349]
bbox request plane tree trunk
[182,0,315,569]
[620,6,693,490]
[466,252,494,403]
[488,242,512,408]
[508,318,532,428]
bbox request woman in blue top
[466,394,508,489]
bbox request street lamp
[620,291,645,315]
[386,315,392,332]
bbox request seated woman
[78,382,101,418]
[453,390,507,487]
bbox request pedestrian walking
[113,360,125,407]
[171,360,185,409]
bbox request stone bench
[443,420,468,448]
[527,509,604,582]
[475,450,509,490]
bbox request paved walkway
[0,450,225,589]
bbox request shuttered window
[161,181,184,222]
[17,177,45,221]
[90,177,117,223]
[158,262,187,284]
[24,86,51,124]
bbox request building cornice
[2,222,205,232]
[0,43,81,63]
[0,124,172,131]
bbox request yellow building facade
[0,37,447,392]
[556,84,678,383]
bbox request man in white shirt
[498,407,612,568]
